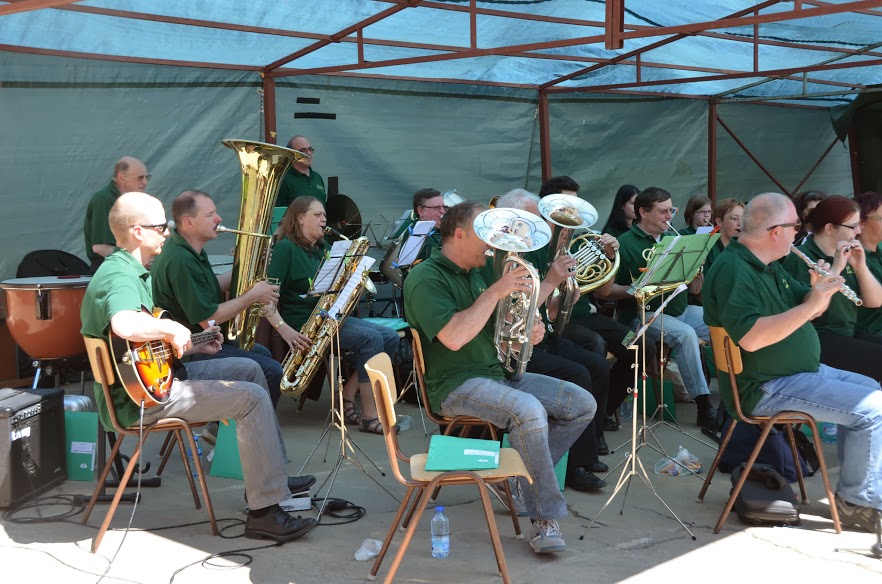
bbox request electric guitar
[110,307,219,407]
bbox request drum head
[0,275,92,289]
[326,194,363,240]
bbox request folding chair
[80,337,218,553]
[697,326,841,534]
[364,353,531,584]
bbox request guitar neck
[192,329,219,348]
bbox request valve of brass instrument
[257,277,281,317]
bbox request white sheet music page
[397,221,435,267]
[328,257,376,320]
[311,240,352,294]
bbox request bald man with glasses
[276,135,326,208]
[84,156,151,272]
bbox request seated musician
[681,195,713,235]
[538,177,657,432]
[703,192,882,532]
[404,201,596,554]
[398,188,445,272]
[150,191,288,427]
[81,192,317,542]
[601,184,640,238]
[855,191,882,339]
[268,196,400,434]
[489,188,610,492]
[598,187,718,432]
[277,135,326,207]
[781,196,882,380]
[703,198,743,272]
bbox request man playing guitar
[80,191,316,543]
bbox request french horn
[474,208,551,380]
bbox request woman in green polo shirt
[601,184,639,237]
[855,191,882,340]
[268,196,400,434]
[704,198,743,272]
[681,195,712,235]
[782,195,882,380]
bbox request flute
[789,245,863,306]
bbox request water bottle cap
[435,505,444,512]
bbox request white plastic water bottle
[430,506,450,559]
[186,434,203,478]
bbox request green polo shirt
[682,225,697,235]
[703,240,819,416]
[857,244,882,336]
[83,180,120,263]
[782,237,860,336]
[277,167,326,208]
[404,249,504,413]
[267,238,327,330]
[80,250,153,430]
[416,231,443,262]
[602,224,628,238]
[150,230,223,334]
[615,223,688,324]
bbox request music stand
[582,233,716,540]
[296,247,400,518]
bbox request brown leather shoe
[244,505,317,542]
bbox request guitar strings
[136,331,216,363]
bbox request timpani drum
[0,276,92,360]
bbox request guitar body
[110,307,175,408]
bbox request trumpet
[789,245,862,306]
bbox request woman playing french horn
[267,196,400,434]
[782,195,882,381]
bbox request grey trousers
[141,357,289,510]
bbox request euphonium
[473,208,551,380]
[280,230,373,397]
[222,139,306,350]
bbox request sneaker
[200,421,219,447]
[530,519,566,553]
[490,477,528,517]
[836,493,881,533]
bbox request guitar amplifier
[0,387,66,508]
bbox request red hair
[805,195,858,231]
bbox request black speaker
[0,387,66,508]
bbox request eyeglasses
[865,216,882,222]
[695,210,713,215]
[298,147,315,154]
[126,174,152,182]
[835,222,860,231]
[766,221,802,232]
[420,205,444,211]
[133,223,169,234]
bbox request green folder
[424,435,500,471]
[64,411,98,481]
[209,420,243,480]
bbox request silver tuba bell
[473,208,551,380]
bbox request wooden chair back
[365,353,411,486]
[83,336,125,433]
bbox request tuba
[280,230,373,397]
[222,139,306,351]
[474,208,551,380]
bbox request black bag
[718,419,816,483]
[731,463,801,526]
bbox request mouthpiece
[325,226,349,240]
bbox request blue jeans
[642,304,710,399]
[752,364,882,509]
[339,318,400,382]
[439,373,596,520]
[189,343,282,408]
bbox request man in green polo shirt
[276,135,326,208]
[703,192,882,533]
[151,191,299,415]
[404,201,596,555]
[600,187,716,431]
[81,191,317,542]
[83,156,150,272]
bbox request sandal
[360,417,398,435]
[342,398,360,426]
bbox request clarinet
[789,245,863,306]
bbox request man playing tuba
[404,201,596,555]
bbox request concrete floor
[2,380,881,584]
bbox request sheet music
[311,240,354,294]
[328,257,376,320]
[696,226,714,235]
[397,220,435,267]
[385,209,414,240]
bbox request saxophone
[279,231,372,397]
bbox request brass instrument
[443,189,464,209]
[537,194,619,336]
[789,245,863,306]
[280,232,373,397]
[474,208,551,380]
[223,139,306,350]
